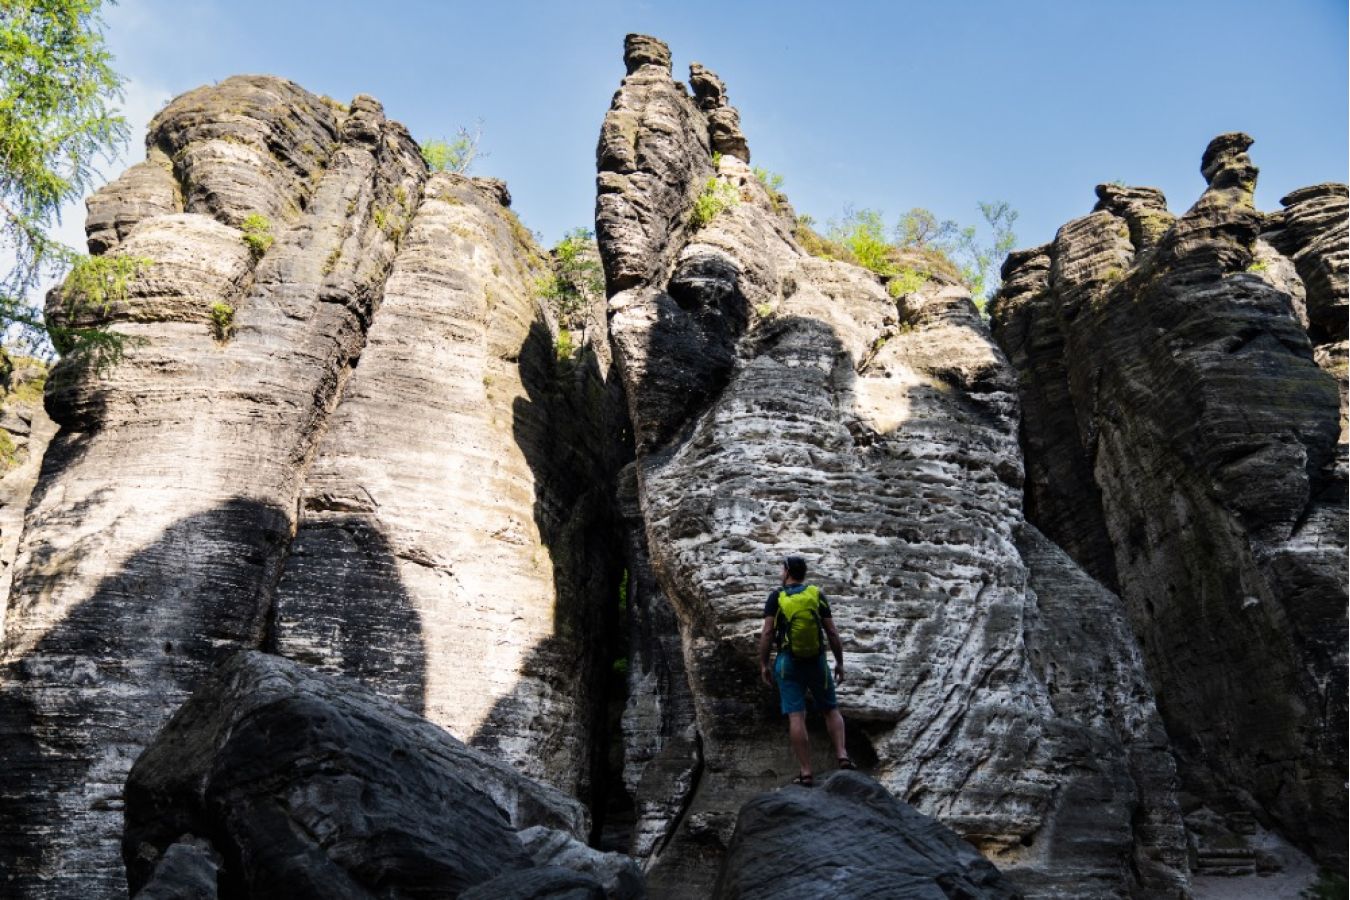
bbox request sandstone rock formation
[0,32,1341,900]
[267,169,623,800]
[713,771,1020,899]
[122,651,606,898]
[989,137,1347,870]
[598,34,1187,899]
[0,75,622,897]
[0,355,56,631]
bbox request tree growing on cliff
[952,201,1018,304]
[421,121,486,174]
[538,227,603,329]
[0,0,136,364]
[828,208,896,276]
[816,202,1017,311]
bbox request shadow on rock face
[266,511,428,716]
[0,497,424,898]
[458,318,630,833]
[120,651,594,898]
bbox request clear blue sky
[89,0,1347,254]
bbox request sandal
[838,757,857,770]
[790,773,814,787]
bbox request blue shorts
[774,653,837,715]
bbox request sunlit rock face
[0,34,1337,900]
[599,33,1187,899]
[0,76,621,898]
[267,170,623,801]
[990,138,1347,870]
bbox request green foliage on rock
[804,201,1018,309]
[794,215,860,267]
[0,0,135,361]
[829,208,896,276]
[538,227,604,329]
[240,213,274,258]
[691,177,739,229]
[421,122,484,174]
[887,266,929,298]
[61,252,145,309]
[554,328,574,361]
[753,167,786,212]
[0,429,16,469]
[209,301,235,341]
[48,253,149,361]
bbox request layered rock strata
[122,651,606,898]
[0,76,423,896]
[0,357,56,632]
[713,771,1020,899]
[598,34,1187,899]
[989,137,1347,868]
[0,74,621,896]
[267,170,623,799]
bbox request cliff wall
[990,138,1347,869]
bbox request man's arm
[758,617,775,686]
[823,617,845,684]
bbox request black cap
[783,555,807,580]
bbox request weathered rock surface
[713,771,1021,899]
[0,67,637,894]
[267,170,623,799]
[0,35,1339,900]
[130,839,220,900]
[460,867,606,900]
[598,34,1187,899]
[612,463,700,860]
[123,650,594,897]
[989,136,1347,869]
[0,356,56,637]
[0,74,426,897]
[520,826,647,898]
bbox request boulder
[713,772,1021,899]
[520,826,646,899]
[132,839,220,900]
[123,651,590,897]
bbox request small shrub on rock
[691,177,739,229]
[209,302,235,341]
[240,214,273,259]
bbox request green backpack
[776,585,824,659]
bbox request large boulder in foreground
[123,651,612,898]
[713,771,1021,899]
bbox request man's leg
[810,654,850,764]
[787,711,812,776]
[824,707,848,761]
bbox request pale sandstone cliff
[0,35,1341,900]
[598,34,1188,899]
[0,75,621,896]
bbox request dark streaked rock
[123,651,587,897]
[712,772,1021,900]
[990,136,1347,869]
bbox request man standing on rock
[759,555,853,786]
